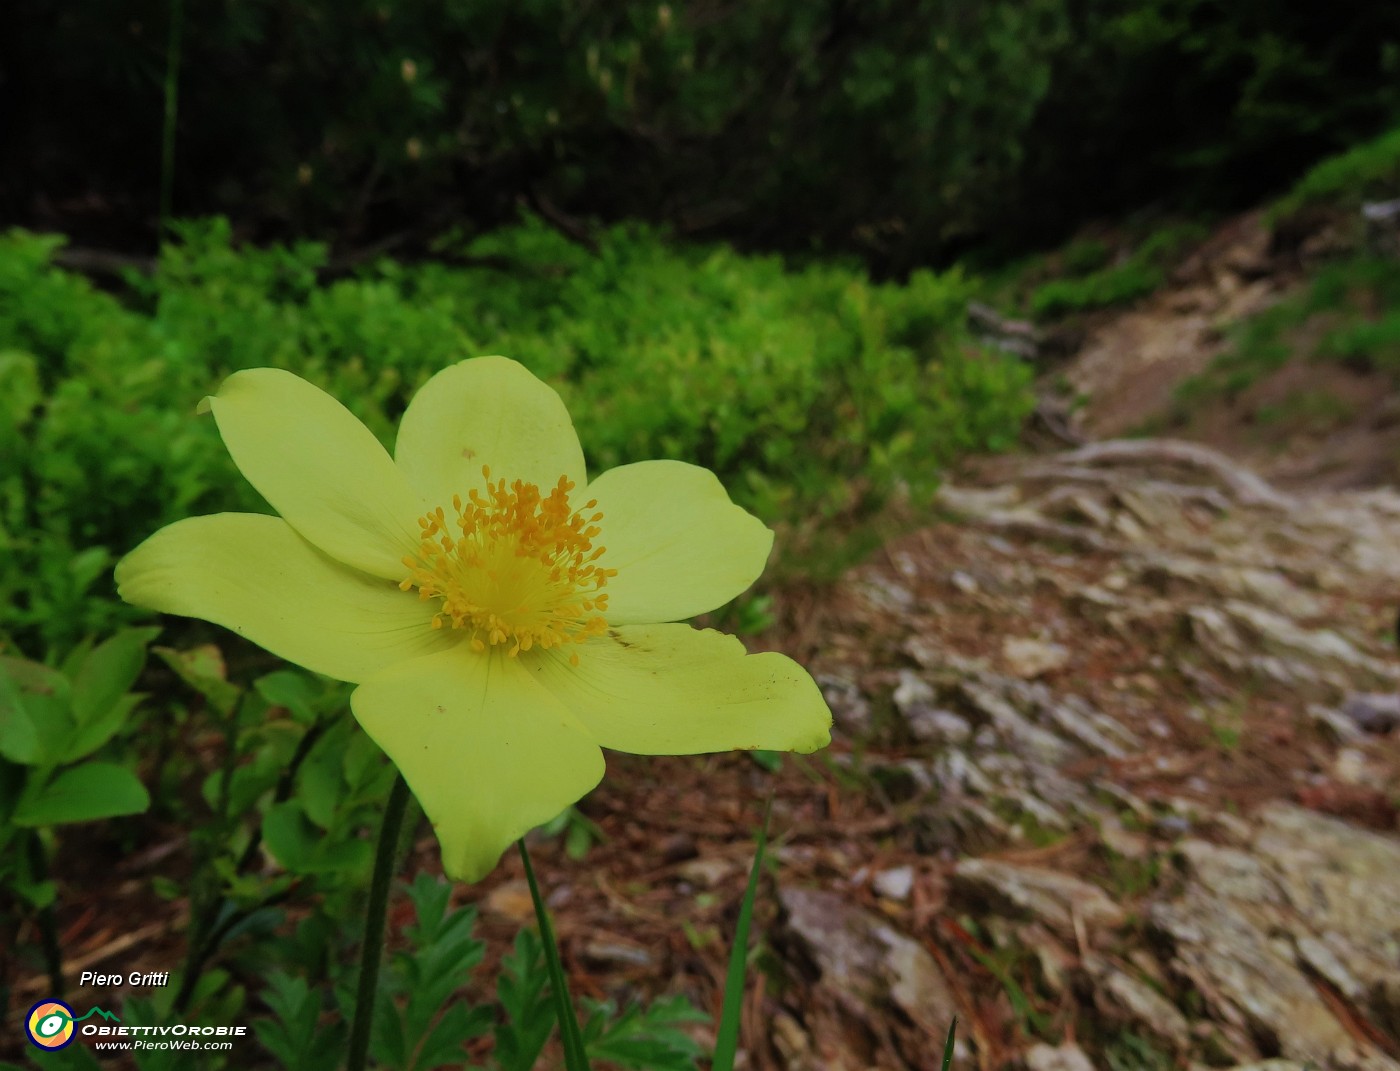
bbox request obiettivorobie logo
[25,1000,121,1051]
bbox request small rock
[677,856,737,889]
[658,832,697,863]
[1333,746,1386,785]
[1090,958,1191,1051]
[1175,840,1279,904]
[483,880,535,923]
[1024,1041,1096,1071]
[953,858,1125,940]
[779,888,961,1051]
[581,938,656,970]
[1154,813,1191,837]
[906,707,972,745]
[893,669,935,712]
[872,866,915,902]
[1310,704,1367,744]
[817,673,873,735]
[855,575,915,613]
[869,759,935,802]
[949,569,980,594]
[1341,692,1400,734]
[1002,637,1071,679]
[771,1011,811,1062]
[1099,816,1149,860]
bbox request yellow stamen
[400,467,616,658]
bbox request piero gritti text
[79,971,171,987]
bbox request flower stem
[518,839,591,1071]
[26,832,64,1001]
[346,773,411,1071]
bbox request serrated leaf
[72,626,158,725]
[13,762,150,826]
[584,996,706,1070]
[495,929,555,1071]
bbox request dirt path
[1059,209,1400,493]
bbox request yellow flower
[116,358,831,881]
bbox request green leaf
[261,800,317,872]
[747,749,782,772]
[296,738,345,830]
[68,546,112,596]
[16,878,57,910]
[0,655,72,766]
[262,799,371,875]
[60,693,141,764]
[0,662,39,764]
[154,644,240,717]
[254,971,345,1071]
[71,626,158,726]
[25,690,76,768]
[583,995,706,1069]
[13,762,150,826]
[495,930,555,1071]
[941,1017,958,1071]
[712,802,770,1071]
[254,669,320,725]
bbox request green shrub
[1026,221,1207,318]
[0,218,1033,656]
[1030,261,1163,318]
[1270,125,1400,224]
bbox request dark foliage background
[5,0,1399,268]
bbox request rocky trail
[700,211,1400,1070]
[774,433,1400,1071]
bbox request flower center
[399,467,615,662]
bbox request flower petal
[351,648,604,882]
[115,514,458,683]
[204,368,424,579]
[525,624,831,755]
[586,461,773,624]
[394,357,586,508]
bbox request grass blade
[517,839,591,1071]
[941,1017,958,1071]
[712,799,771,1071]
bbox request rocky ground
[714,206,1400,1071]
[771,437,1400,1071]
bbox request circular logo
[26,1000,76,1050]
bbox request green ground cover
[0,216,1033,660]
